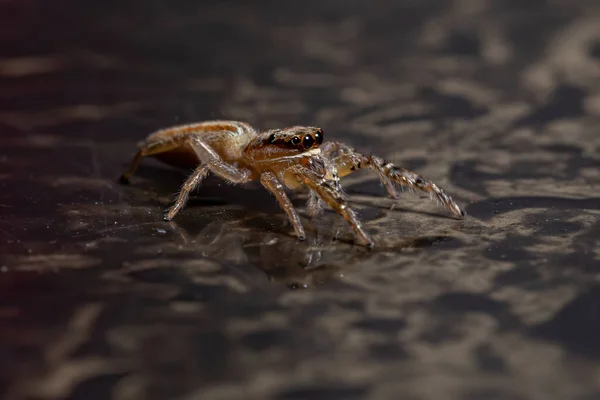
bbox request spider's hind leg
[164,163,210,221]
[119,150,144,184]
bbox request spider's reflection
[167,218,448,289]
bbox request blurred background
[1,1,600,399]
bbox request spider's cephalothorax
[120,120,465,247]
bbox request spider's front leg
[260,172,307,241]
[292,165,373,248]
[322,142,465,218]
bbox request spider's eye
[290,137,301,146]
[314,130,323,145]
[302,134,315,149]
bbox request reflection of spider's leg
[190,137,252,183]
[292,165,373,247]
[260,172,306,240]
[166,221,194,244]
[164,164,210,221]
[324,143,465,218]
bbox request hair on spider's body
[120,120,465,248]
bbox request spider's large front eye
[290,137,301,146]
[302,134,315,149]
[314,130,323,145]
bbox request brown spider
[119,120,465,247]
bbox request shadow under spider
[122,164,461,288]
[167,219,454,289]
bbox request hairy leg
[292,165,373,247]
[164,164,210,221]
[323,142,465,218]
[190,137,251,183]
[260,172,306,240]
[306,191,325,218]
[161,136,252,220]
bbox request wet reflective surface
[1,1,600,399]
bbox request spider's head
[247,126,325,160]
[266,126,324,151]
[287,127,324,151]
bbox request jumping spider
[120,120,465,247]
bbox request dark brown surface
[1,1,600,399]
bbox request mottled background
[1,0,600,399]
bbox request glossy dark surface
[1,1,600,399]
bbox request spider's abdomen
[139,120,256,169]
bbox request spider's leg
[190,137,252,183]
[164,163,210,221]
[120,150,144,184]
[306,191,325,218]
[322,141,397,197]
[292,165,373,248]
[260,172,306,240]
[325,145,465,218]
[163,135,251,221]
